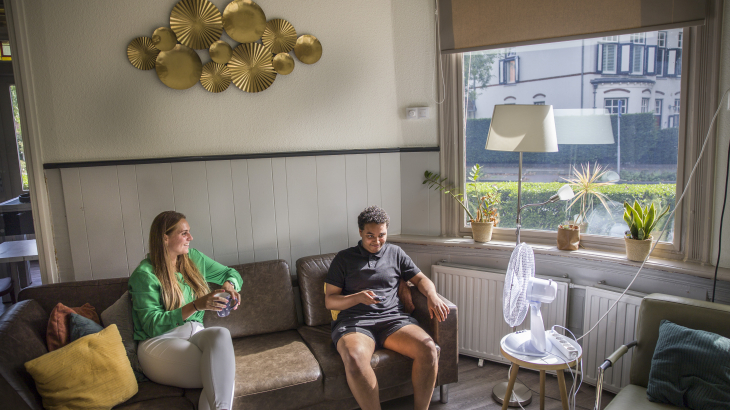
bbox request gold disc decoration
[127,37,160,70]
[222,0,266,44]
[155,44,203,90]
[273,53,294,75]
[151,27,177,51]
[294,34,322,64]
[228,43,276,93]
[262,19,296,54]
[209,40,233,64]
[170,0,223,50]
[200,62,231,93]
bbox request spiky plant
[623,201,670,240]
[562,163,615,224]
[423,164,499,223]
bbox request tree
[463,52,497,105]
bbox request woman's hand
[195,289,229,311]
[222,281,240,310]
[427,293,450,322]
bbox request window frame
[499,55,519,84]
[641,97,650,113]
[453,28,694,260]
[605,97,628,114]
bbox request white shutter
[620,44,631,73]
[667,49,677,75]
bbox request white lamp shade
[557,184,575,201]
[554,109,615,145]
[485,105,558,153]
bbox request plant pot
[624,236,653,262]
[471,221,494,243]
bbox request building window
[668,115,680,128]
[655,98,663,127]
[656,47,666,76]
[657,31,667,48]
[630,33,646,44]
[631,44,644,74]
[499,56,519,84]
[600,43,618,74]
[459,28,684,247]
[678,32,683,48]
[605,98,628,114]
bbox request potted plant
[622,200,669,262]
[562,163,617,233]
[423,164,500,242]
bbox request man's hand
[356,290,380,305]
[427,293,450,322]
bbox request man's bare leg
[337,333,380,410]
[383,324,439,410]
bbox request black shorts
[331,313,419,349]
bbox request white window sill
[388,234,730,283]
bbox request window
[657,32,667,48]
[654,98,663,127]
[656,47,666,76]
[499,56,519,84]
[641,97,650,113]
[9,86,27,191]
[631,43,644,74]
[460,28,684,247]
[677,32,683,48]
[0,42,10,61]
[605,98,628,114]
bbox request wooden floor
[381,355,614,410]
[1,266,616,409]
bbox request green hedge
[466,114,678,167]
[465,182,676,238]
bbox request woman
[129,211,242,410]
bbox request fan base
[492,381,532,407]
[502,330,553,357]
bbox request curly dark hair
[358,206,390,230]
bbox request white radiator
[581,285,646,392]
[432,263,569,365]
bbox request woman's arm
[190,248,242,290]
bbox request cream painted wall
[713,0,730,267]
[22,0,438,164]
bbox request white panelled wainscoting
[45,151,440,283]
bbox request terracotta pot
[471,221,494,242]
[624,236,653,262]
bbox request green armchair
[595,293,730,410]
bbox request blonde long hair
[148,211,210,311]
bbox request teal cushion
[647,319,730,409]
[69,313,104,342]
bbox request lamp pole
[617,100,622,175]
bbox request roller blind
[438,0,706,53]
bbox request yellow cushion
[24,324,138,410]
[324,283,340,320]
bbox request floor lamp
[485,104,559,407]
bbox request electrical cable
[712,113,730,302]
[577,87,730,342]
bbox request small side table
[499,334,582,410]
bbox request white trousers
[138,322,235,410]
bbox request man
[325,206,450,410]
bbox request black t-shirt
[325,241,420,320]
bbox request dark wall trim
[43,147,441,169]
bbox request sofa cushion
[115,381,184,407]
[24,324,138,410]
[69,313,104,341]
[101,291,147,382]
[297,325,414,400]
[113,396,194,410]
[233,330,321,397]
[297,254,337,327]
[0,300,48,410]
[46,302,100,351]
[204,260,298,338]
[605,384,677,410]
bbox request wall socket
[407,107,429,119]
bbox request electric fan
[501,243,558,357]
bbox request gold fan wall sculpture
[262,19,296,54]
[170,0,223,50]
[127,37,160,70]
[200,62,232,93]
[128,0,322,93]
[228,43,276,93]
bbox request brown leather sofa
[0,255,458,410]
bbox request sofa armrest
[409,287,458,386]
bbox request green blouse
[129,248,242,341]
